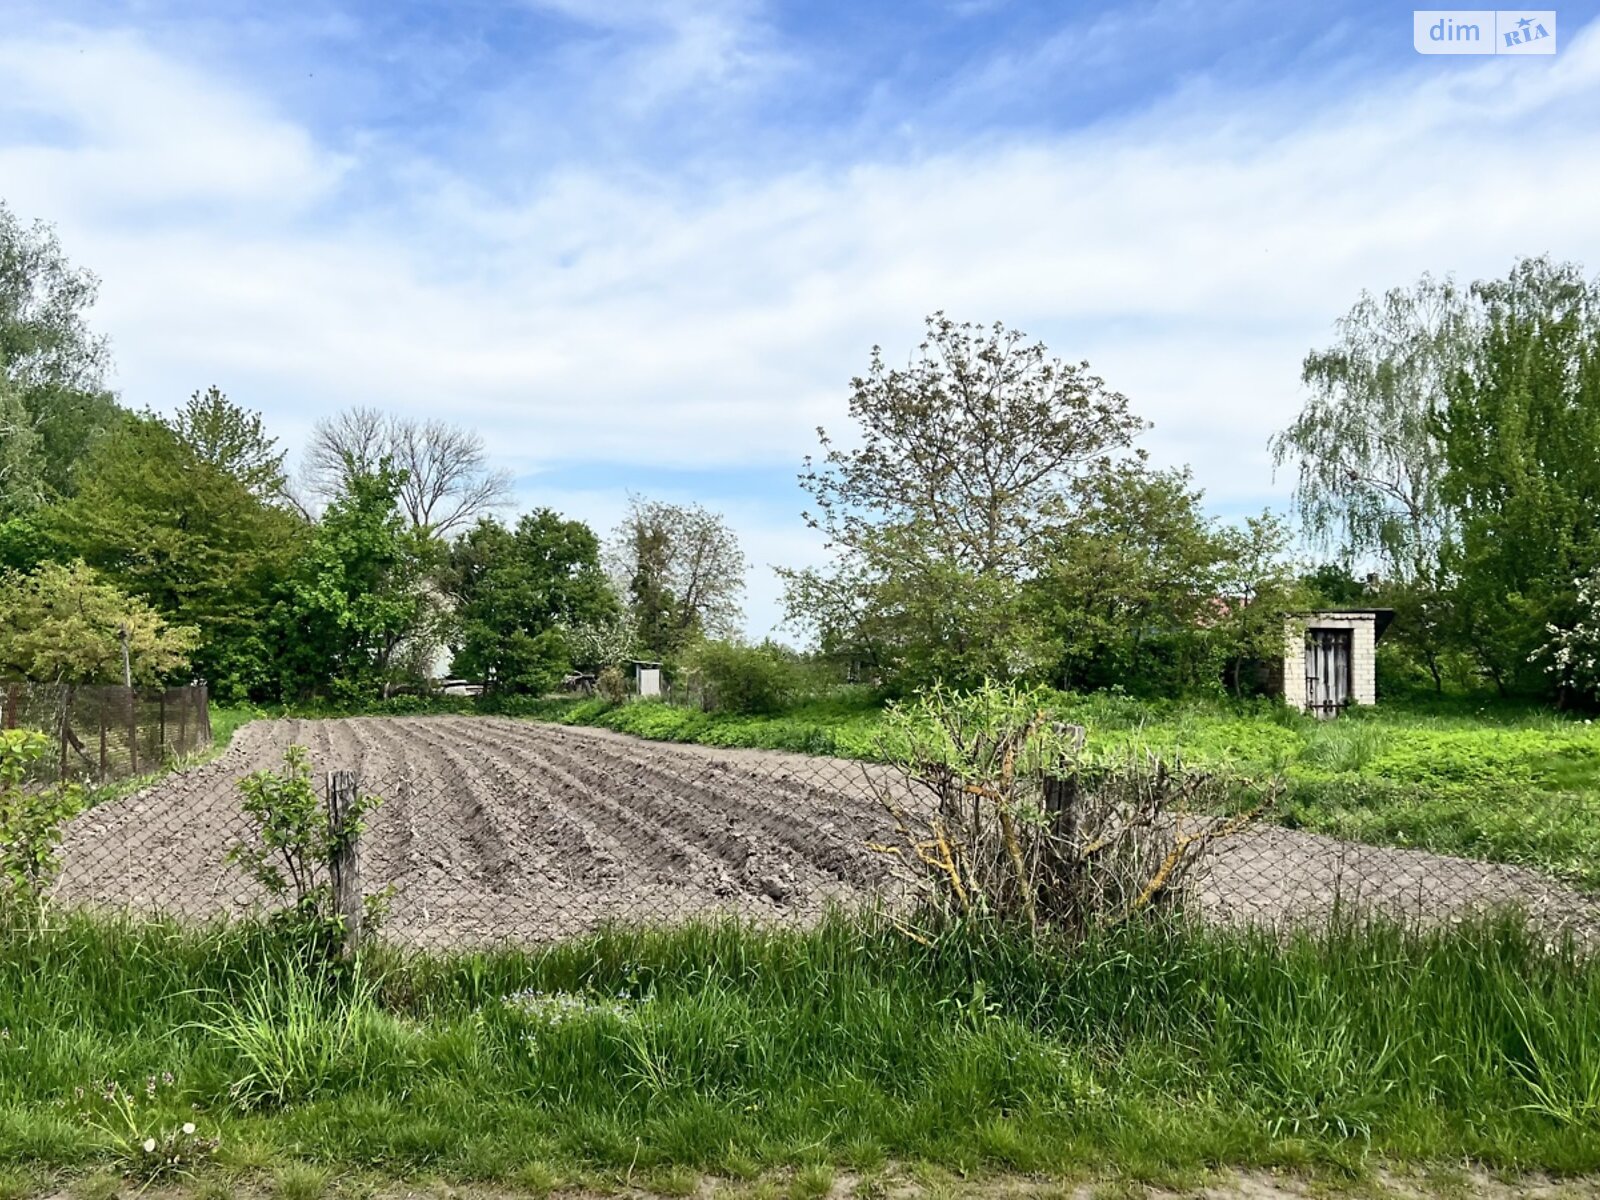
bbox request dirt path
[50,716,1600,949]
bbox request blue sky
[3,1,1599,636]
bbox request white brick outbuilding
[1282,609,1392,716]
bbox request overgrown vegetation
[872,682,1272,933]
[0,912,1598,1180]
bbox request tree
[1208,513,1309,697]
[171,386,289,501]
[0,203,122,498]
[0,559,197,684]
[0,378,43,517]
[445,511,617,693]
[1438,257,1600,695]
[272,462,437,702]
[1273,272,1475,692]
[303,407,512,536]
[562,613,636,675]
[783,314,1144,689]
[608,496,746,660]
[48,415,304,699]
[1035,461,1238,693]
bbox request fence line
[1,682,212,786]
[43,712,1600,952]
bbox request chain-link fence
[3,682,212,786]
[46,713,1600,951]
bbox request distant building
[1281,609,1394,717]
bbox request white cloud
[3,21,1600,637]
[0,29,342,220]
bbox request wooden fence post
[326,771,363,959]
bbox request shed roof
[1294,608,1396,640]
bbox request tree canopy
[608,497,746,662]
[0,560,197,685]
[446,511,618,693]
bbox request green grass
[509,691,1600,887]
[2,911,1600,1182]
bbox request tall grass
[1,911,1599,1177]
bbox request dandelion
[142,1138,157,1154]
[182,1122,196,1136]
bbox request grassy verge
[1,912,1599,1185]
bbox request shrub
[229,745,383,959]
[595,665,629,704]
[0,728,83,912]
[872,681,1276,934]
[685,640,804,715]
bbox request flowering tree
[1533,570,1600,705]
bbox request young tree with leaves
[271,462,438,701]
[1035,461,1239,693]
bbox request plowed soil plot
[52,717,1600,948]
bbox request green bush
[683,640,806,715]
[0,728,83,911]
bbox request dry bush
[869,682,1275,935]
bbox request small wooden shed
[1282,609,1394,717]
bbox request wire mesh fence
[42,713,1600,951]
[2,682,212,787]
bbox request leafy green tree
[446,511,617,694]
[0,512,56,574]
[0,378,44,517]
[783,314,1144,690]
[1439,257,1600,695]
[608,496,746,661]
[271,463,436,702]
[48,414,304,698]
[1208,513,1309,697]
[0,559,197,684]
[1273,273,1472,690]
[1274,273,1470,581]
[0,203,122,498]
[1036,461,1237,693]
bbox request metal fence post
[127,686,139,776]
[326,770,364,959]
